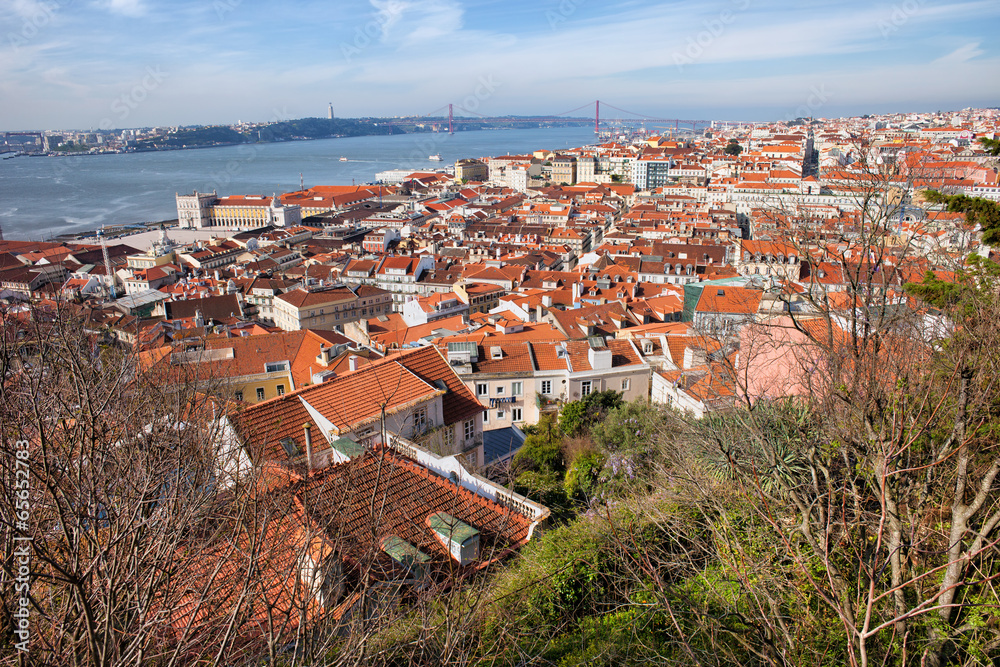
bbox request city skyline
[1,0,999,131]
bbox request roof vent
[381,536,431,582]
[717,289,725,296]
[490,346,503,360]
[427,512,480,566]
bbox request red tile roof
[303,449,534,568]
[231,346,483,463]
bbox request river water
[0,126,596,240]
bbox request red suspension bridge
[380,100,752,136]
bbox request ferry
[428,154,443,161]
[339,156,348,161]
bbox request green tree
[723,139,743,156]
[563,450,605,500]
[918,189,1000,245]
[512,414,564,473]
[978,136,1000,156]
[590,400,664,456]
[558,390,623,437]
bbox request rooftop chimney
[316,345,335,366]
[303,423,314,472]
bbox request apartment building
[273,284,392,331]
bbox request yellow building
[139,329,368,405]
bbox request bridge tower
[595,100,600,134]
[448,104,454,135]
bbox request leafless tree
[663,138,1000,666]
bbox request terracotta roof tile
[231,346,483,464]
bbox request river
[0,126,597,241]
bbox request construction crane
[651,126,675,140]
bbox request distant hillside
[133,126,249,149]
[129,116,591,150]
[256,117,404,141]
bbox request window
[541,380,552,395]
[512,407,522,422]
[413,407,427,432]
[476,383,487,396]
[234,390,243,401]
[496,385,504,395]
[482,410,489,424]
[496,409,505,420]
[621,378,630,391]
[511,381,522,396]
[256,387,265,401]
[464,419,475,440]
[443,427,454,448]
[580,381,592,397]
[277,384,285,396]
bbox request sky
[1,0,999,130]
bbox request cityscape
[2,0,1000,665]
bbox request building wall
[176,192,216,228]
[567,368,649,402]
[463,362,650,431]
[455,160,488,182]
[468,374,540,431]
[228,372,295,404]
[551,159,577,185]
[273,292,392,332]
[651,372,706,418]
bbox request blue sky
[1,0,998,130]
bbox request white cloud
[97,0,147,17]
[932,42,985,65]
[7,0,56,20]
[373,0,465,47]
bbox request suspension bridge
[377,100,755,137]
